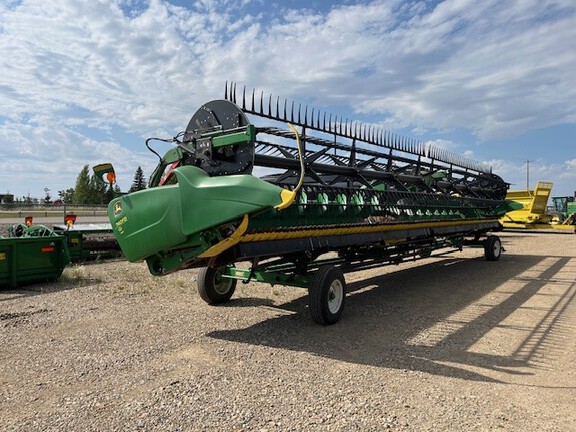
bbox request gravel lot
[1,230,575,431]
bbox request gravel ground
[1,230,575,431]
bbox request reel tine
[276,96,280,118]
[222,83,496,176]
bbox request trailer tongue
[105,83,515,324]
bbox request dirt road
[1,231,575,431]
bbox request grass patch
[61,264,103,286]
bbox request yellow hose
[274,123,306,210]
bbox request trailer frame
[197,220,503,324]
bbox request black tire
[197,267,236,304]
[484,236,502,261]
[308,265,346,325]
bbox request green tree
[110,184,122,201]
[129,166,147,193]
[58,188,75,204]
[72,165,91,204]
[89,173,108,204]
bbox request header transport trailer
[0,222,70,288]
[96,83,517,325]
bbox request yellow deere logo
[113,201,123,217]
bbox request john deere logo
[113,201,123,217]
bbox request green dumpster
[0,225,70,289]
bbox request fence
[0,203,108,222]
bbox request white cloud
[0,121,156,196]
[0,0,575,197]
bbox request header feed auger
[107,83,512,324]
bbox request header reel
[145,82,508,204]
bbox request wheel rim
[493,240,501,257]
[213,274,233,295]
[327,279,344,314]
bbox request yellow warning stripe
[240,219,498,242]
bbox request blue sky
[1,0,575,199]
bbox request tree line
[55,165,147,205]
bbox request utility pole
[525,160,532,191]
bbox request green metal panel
[108,184,185,262]
[175,166,285,235]
[0,235,70,288]
[211,124,255,148]
[108,165,285,262]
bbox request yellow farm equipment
[500,182,575,232]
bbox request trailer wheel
[308,265,346,325]
[484,236,502,261]
[197,267,236,304]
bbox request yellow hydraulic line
[274,123,305,210]
[197,214,250,258]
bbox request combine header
[106,83,513,324]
